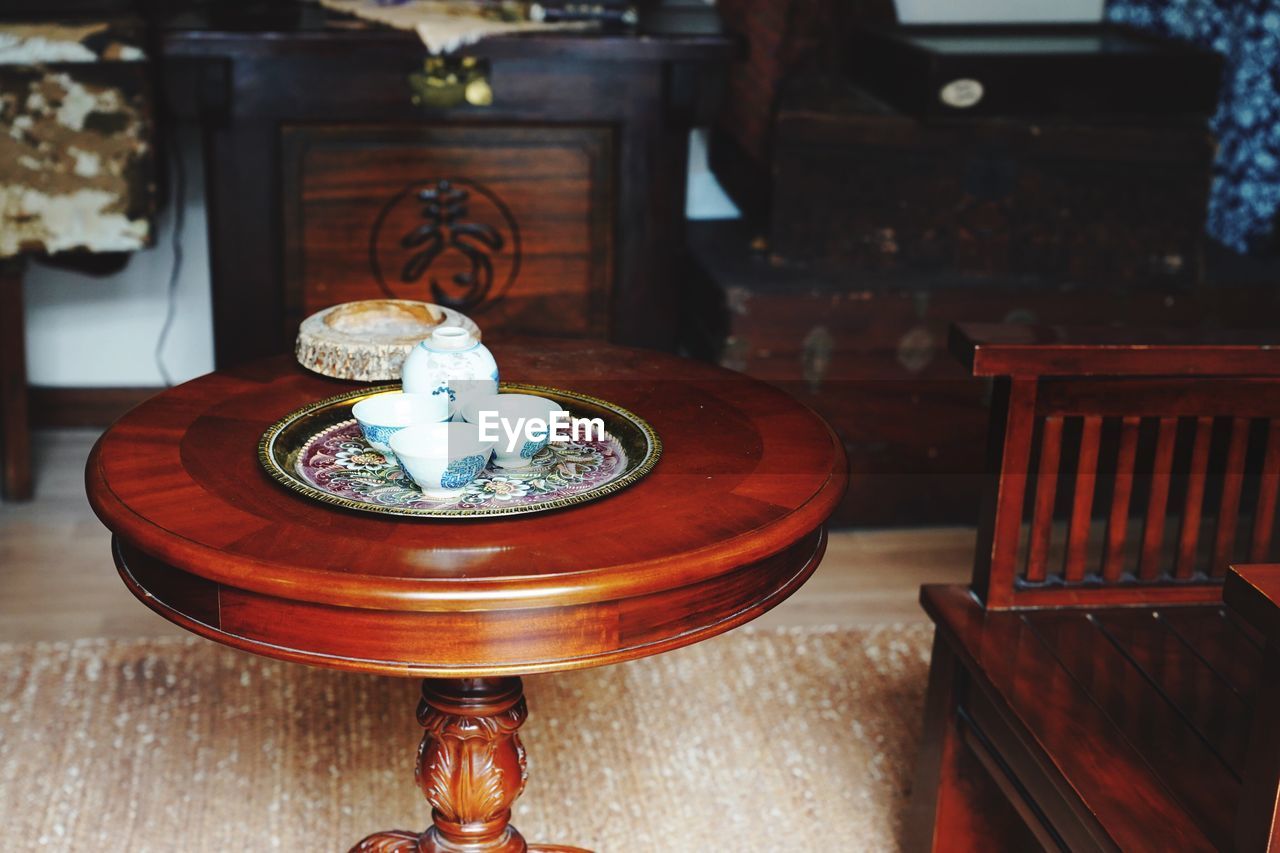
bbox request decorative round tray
[258,383,661,518]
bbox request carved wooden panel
[283,125,613,340]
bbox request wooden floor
[0,429,974,642]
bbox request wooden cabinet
[283,125,613,338]
[156,2,730,366]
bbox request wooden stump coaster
[295,300,481,382]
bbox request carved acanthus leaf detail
[416,697,529,826]
[419,721,458,818]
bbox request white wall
[687,128,741,220]
[23,127,737,387]
[24,124,214,386]
[895,0,1103,24]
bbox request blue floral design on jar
[440,453,486,489]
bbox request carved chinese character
[397,179,506,309]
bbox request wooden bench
[909,324,1280,851]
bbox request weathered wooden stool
[0,18,154,499]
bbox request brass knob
[464,77,493,107]
[409,57,492,109]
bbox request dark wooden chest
[848,25,1223,120]
[767,76,1215,287]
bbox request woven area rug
[0,624,932,852]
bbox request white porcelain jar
[401,326,499,418]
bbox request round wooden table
[86,340,847,853]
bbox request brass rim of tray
[257,382,662,518]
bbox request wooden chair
[909,323,1280,851]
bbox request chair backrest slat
[1175,415,1214,580]
[1139,416,1179,583]
[1250,423,1280,562]
[1064,415,1102,583]
[1026,415,1063,584]
[1212,417,1251,575]
[1102,416,1140,582]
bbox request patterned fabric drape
[1108,0,1280,253]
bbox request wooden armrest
[1226,564,1280,850]
[1225,565,1280,645]
[951,323,1280,379]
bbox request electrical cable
[154,136,184,387]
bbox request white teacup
[389,421,495,498]
[459,393,569,468]
[352,392,450,460]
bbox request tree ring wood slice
[296,300,481,382]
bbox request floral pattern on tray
[298,419,626,511]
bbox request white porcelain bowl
[352,392,450,459]
[389,421,495,498]
[459,393,569,468]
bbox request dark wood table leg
[0,258,32,501]
[352,677,591,853]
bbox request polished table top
[88,340,847,677]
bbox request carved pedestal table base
[352,678,589,853]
